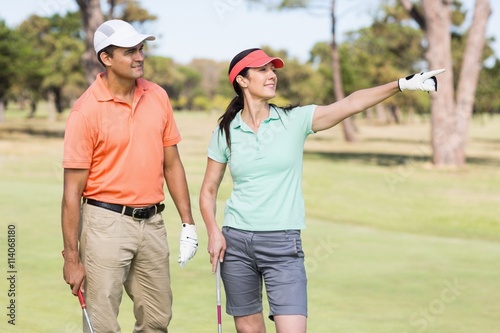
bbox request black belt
[84,198,165,220]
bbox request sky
[2,0,499,64]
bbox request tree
[247,0,357,141]
[399,0,492,167]
[475,59,500,115]
[0,21,17,122]
[260,46,324,106]
[144,56,205,110]
[13,13,86,119]
[338,4,427,123]
[41,13,86,118]
[112,0,157,23]
[329,0,356,141]
[189,59,226,100]
[76,0,104,84]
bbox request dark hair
[218,48,296,149]
[97,45,119,67]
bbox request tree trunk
[76,0,104,85]
[54,87,63,114]
[455,0,491,162]
[330,0,356,142]
[28,99,37,119]
[375,104,387,125]
[47,91,56,123]
[0,97,4,123]
[390,105,401,124]
[108,0,116,18]
[421,0,457,166]
[401,0,491,167]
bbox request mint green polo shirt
[207,105,317,231]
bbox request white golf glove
[178,223,198,268]
[398,69,446,92]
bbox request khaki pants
[80,203,172,333]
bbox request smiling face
[238,62,278,101]
[100,42,146,81]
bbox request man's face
[104,43,146,80]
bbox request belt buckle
[132,205,157,221]
[132,207,146,221]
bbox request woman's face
[243,63,278,100]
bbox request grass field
[0,107,499,333]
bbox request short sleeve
[62,111,94,169]
[296,104,317,135]
[207,126,228,163]
[162,93,182,147]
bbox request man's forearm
[61,196,82,258]
[61,168,89,257]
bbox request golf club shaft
[216,261,222,333]
[78,290,96,333]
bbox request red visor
[228,49,284,84]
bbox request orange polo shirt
[63,73,181,206]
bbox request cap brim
[246,57,284,69]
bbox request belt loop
[121,205,126,216]
[153,205,157,217]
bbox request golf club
[216,260,222,333]
[77,289,95,333]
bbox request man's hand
[178,223,198,268]
[398,69,446,92]
[62,250,86,295]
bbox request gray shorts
[221,227,307,320]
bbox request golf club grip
[216,261,222,331]
[216,261,221,302]
[77,290,87,309]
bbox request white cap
[94,19,156,54]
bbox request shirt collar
[92,72,148,102]
[232,105,280,129]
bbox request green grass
[0,110,499,332]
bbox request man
[61,19,198,332]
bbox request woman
[199,48,444,333]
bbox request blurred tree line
[0,0,499,125]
